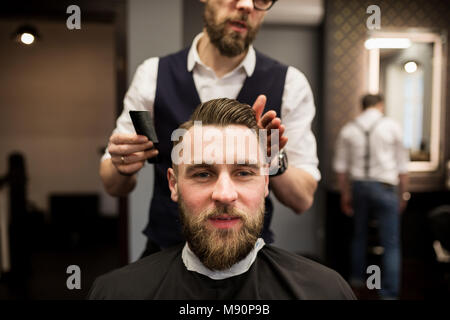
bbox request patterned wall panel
[323,0,450,189]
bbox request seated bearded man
[88,98,355,300]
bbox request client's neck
[181,239,266,280]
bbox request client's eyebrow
[184,164,213,175]
[234,162,261,171]
[184,162,261,175]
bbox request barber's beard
[179,196,264,271]
[203,3,261,57]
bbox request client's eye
[236,170,254,177]
[193,171,211,178]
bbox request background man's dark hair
[361,94,384,110]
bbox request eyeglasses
[253,0,277,11]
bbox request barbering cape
[88,244,355,300]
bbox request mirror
[365,30,445,172]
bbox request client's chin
[188,228,258,271]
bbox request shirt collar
[181,238,265,280]
[187,32,256,77]
[361,107,383,120]
[364,107,383,116]
[357,108,384,128]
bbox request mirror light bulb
[404,61,418,73]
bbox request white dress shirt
[103,33,320,181]
[333,108,409,185]
[181,238,265,280]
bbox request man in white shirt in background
[333,94,410,300]
[99,0,320,257]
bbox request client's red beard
[179,195,264,271]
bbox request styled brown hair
[188,98,258,130]
[174,98,259,146]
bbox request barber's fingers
[143,148,159,160]
[266,123,285,140]
[252,95,267,122]
[266,137,288,156]
[109,140,154,156]
[263,119,282,146]
[279,136,288,150]
[266,124,288,153]
[111,149,158,176]
[265,117,282,131]
[110,133,148,145]
[111,149,158,166]
[114,160,145,176]
[260,111,276,128]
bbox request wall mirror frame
[365,29,447,176]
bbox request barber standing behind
[100,0,320,257]
[333,94,410,299]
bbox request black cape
[88,244,355,300]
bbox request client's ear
[167,168,179,202]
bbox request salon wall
[0,19,117,217]
[323,0,450,190]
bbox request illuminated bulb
[364,38,411,49]
[404,61,418,73]
[20,32,35,45]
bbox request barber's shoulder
[137,57,159,73]
[285,65,309,86]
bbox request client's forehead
[181,124,261,166]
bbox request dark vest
[144,47,288,248]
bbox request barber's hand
[340,193,354,217]
[108,133,158,176]
[252,95,288,157]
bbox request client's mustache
[225,14,250,26]
[201,206,248,221]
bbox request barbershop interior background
[0,0,449,299]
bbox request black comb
[129,111,160,164]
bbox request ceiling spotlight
[20,32,35,45]
[12,25,40,45]
[404,61,418,73]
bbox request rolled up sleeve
[281,66,321,181]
